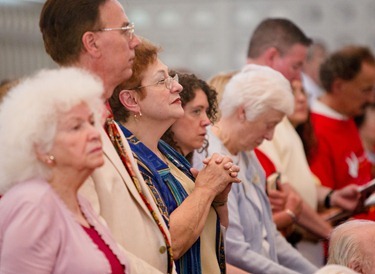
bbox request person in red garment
[309,45,375,219]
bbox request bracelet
[212,199,227,207]
[285,209,297,222]
[324,190,334,209]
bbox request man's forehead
[99,0,128,24]
[284,44,308,59]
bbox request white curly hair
[220,64,294,121]
[0,67,104,193]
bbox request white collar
[311,99,349,120]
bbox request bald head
[328,220,375,274]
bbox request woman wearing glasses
[109,38,240,274]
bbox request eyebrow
[153,70,168,79]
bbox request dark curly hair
[162,73,218,162]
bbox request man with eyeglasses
[40,0,175,273]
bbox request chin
[121,68,133,82]
[90,158,105,169]
[172,110,184,119]
[193,142,204,150]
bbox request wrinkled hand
[331,184,360,211]
[202,154,240,179]
[196,153,241,198]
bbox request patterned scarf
[119,123,226,274]
[104,114,174,274]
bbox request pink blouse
[0,178,129,274]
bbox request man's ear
[331,78,344,95]
[82,31,101,58]
[263,47,279,67]
[119,90,141,113]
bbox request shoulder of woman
[0,179,58,222]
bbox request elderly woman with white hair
[194,64,318,274]
[0,68,129,273]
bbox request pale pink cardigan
[0,178,129,274]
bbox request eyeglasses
[135,74,179,91]
[97,22,135,40]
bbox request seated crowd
[1,0,375,273]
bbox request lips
[90,146,103,154]
[172,98,181,104]
[129,55,135,63]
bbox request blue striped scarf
[119,123,225,274]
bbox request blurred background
[2,0,375,81]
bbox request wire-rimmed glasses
[135,74,179,91]
[97,22,135,40]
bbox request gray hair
[220,64,294,120]
[314,264,359,274]
[0,67,104,193]
[328,220,375,273]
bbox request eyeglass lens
[166,74,179,90]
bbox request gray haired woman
[194,64,318,274]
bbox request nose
[88,123,101,141]
[264,128,275,141]
[296,90,307,103]
[130,34,141,49]
[171,81,183,94]
[200,112,211,127]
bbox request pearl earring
[46,155,55,165]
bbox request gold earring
[134,111,142,120]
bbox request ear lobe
[34,144,55,165]
[82,31,100,57]
[264,47,279,66]
[119,90,140,113]
[237,106,246,122]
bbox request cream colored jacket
[80,125,175,274]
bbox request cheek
[245,132,258,144]
[172,118,189,132]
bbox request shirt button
[159,246,167,254]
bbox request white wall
[2,0,375,81]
